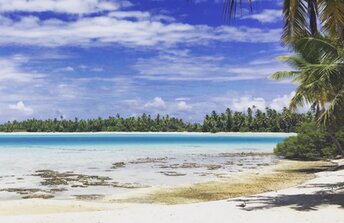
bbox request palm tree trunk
[330,134,344,156]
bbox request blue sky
[0,0,296,123]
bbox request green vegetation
[274,122,344,160]
[270,3,344,158]
[226,1,344,159]
[202,107,311,133]
[0,107,312,133]
[271,35,344,158]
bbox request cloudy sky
[0,0,296,123]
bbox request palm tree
[271,35,344,154]
[220,1,344,154]
[225,0,344,44]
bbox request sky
[0,0,297,123]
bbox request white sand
[0,161,343,223]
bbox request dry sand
[0,160,343,223]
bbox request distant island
[0,107,313,133]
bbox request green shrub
[274,122,342,160]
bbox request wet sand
[0,151,276,200]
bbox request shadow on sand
[232,182,344,212]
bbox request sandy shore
[0,160,343,223]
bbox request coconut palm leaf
[270,71,300,81]
[293,35,340,62]
[319,89,344,126]
[282,0,311,44]
[288,86,310,111]
[273,35,344,127]
[318,0,344,43]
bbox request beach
[0,159,343,223]
[0,133,342,222]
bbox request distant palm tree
[225,0,344,44]
[271,35,344,153]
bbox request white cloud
[177,101,192,111]
[243,9,282,23]
[123,97,195,118]
[0,55,44,84]
[79,65,104,72]
[9,101,33,114]
[144,97,167,109]
[269,91,311,112]
[0,0,281,48]
[175,97,191,101]
[0,13,281,47]
[56,84,79,99]
[232,96,267,111]
[209,91,299,113]
[270,91,295,111]
[55,66,75,72]
[108,11,151,20]
[0,0,121,14]
[226,91,309,113]
[134,51,289,81]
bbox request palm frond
[282,0,310,44]
[293,36,339,62]
[318,89,344,126]
[289,87,308,111]
[318,0,344,43]
[270,71,300,81]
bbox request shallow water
[0,133,292,200]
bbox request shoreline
[107,159,336,204]
[0,131,297,136]
[0,159,342,223]
[0,159,337,206]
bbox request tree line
[0,107,313,133]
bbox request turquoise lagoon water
[0,133,294,197]
[0,133,292,152]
